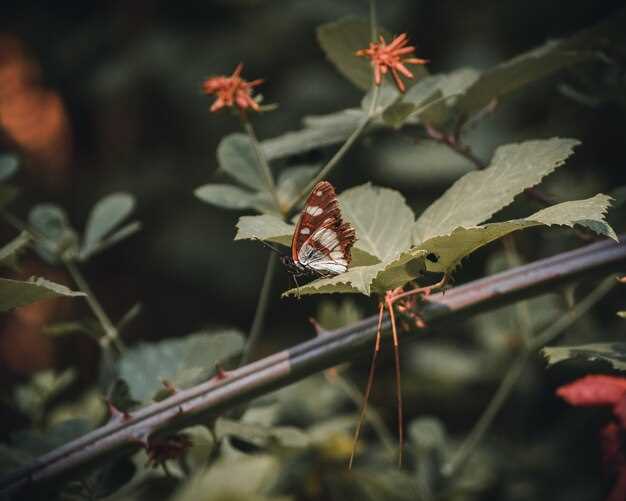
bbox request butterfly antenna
[252,237,283,255]
[386,295,404,467]
[349,302,385,469]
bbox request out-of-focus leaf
[117,330,245,402]
[455,40,593,117]
[29,203,79,262]
[261,109,364,162]
[11,419,91,456]
[276,165,320,208]
[0,153,19,181]
[417,194,616,273]
[543,343,626,371]
[195,183,275,213]
[216,417,310,449]
[0,276,84,312]
[171,455,282,501]
[414,138,580,243]
[317,18,400,90]
[0,231,30,270]
[218,133,271,193]
[15,369,76,422]
[0,185,18,210]
[81,192,135,258]
[618,311,626,319]
[107,378,141,412]
[316,299,362,330]
[383,68,481,128]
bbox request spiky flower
[356,33,428,92]
[202,63,263,112]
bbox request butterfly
[258,181,357,282]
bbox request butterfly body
[287,181,356,278]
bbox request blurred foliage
[0,1,625,501]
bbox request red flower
[356,33,428,93]
[557,375,626,501]
[202,63,263,113]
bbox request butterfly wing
[292,181,356,275]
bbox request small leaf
[117,330,245,402]
[618,311,626,319]
[544,343,626,372]
[0,277,84,311]
[261,109,364,162]
[0,231,30,269]
[218,133,269,192]
[317,18,395,90]
[414,138,580,243]
[0,154,19,182]
[195,183,275,213]
[29,204,78,262]
[79,221,142,261]
[82,193,135,258]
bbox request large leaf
[218,133,270,193]
[195,184,275,213]
[235,214,295,248]
[417,194,616,273]
[414,138,580,243]
[81,193,136,258]
[543,343,626,372]
[117,330,244,402]
[0,277,85,311]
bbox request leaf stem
[239,111,282,213]
[240,251,278,366]
[63,259,125,354]
[441,274,617,478]
[288,84,381,213]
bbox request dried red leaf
[556,375,626,407]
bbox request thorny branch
[1,235,625,498]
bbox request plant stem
[369,0,378,42]
[2,236,623,496]
[239,112,282,213]
[240,251,277,366]
[441,274,617,478]
[63,259,125,354]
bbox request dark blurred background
[1,2,626,497]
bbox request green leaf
[414,138,580,243]
[117,330,245,402]
[618,311,626,319]
[276,165,320,208]
[0,153,19,181]
[339,183,414,262]
[317,18,392,90]
[383,68,481,128]
[29,204,79,262]
[218,133,269,192]
[195,183,275,213]
[0,231,30,270]
[542,343,626,371]
[417,194,616,273]
[316,299,363,330]
[235,214,294,247]
[0,277,85,311]
[82,193,135,258]
[171,455,281,501]
[261,109,364,162]
[215,417,310,449]
[455,39,593,117]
